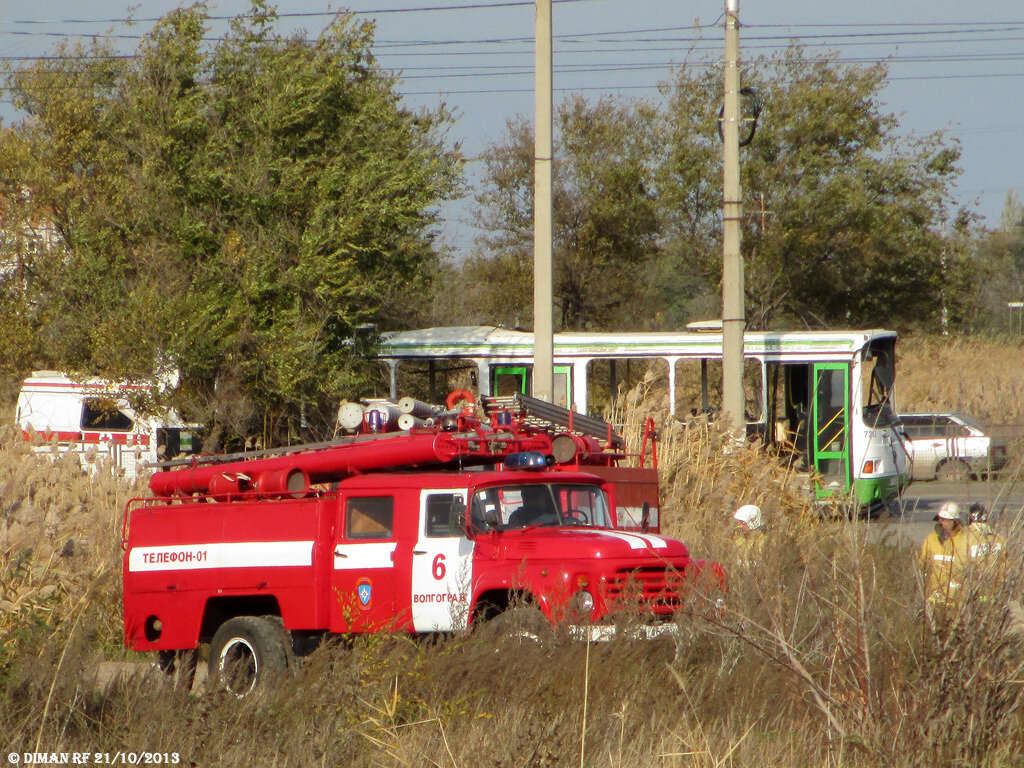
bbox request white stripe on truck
[333,542,397,570]
[128,540,314,572]
[594,531,670,550]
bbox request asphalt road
[885,479,1024,548]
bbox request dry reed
[898,334,1024,424]
[3,347,1024,766]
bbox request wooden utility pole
[721,0,745,439]
[533,0,554,402]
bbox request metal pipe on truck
[148,430,553,498]
[398,397,440,418]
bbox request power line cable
[2,0,600,26]
[4,15,1024,46]
[5,28,1024,62]
[6,47,1024,85]
[5,53,1020,87]
[747,21,1024,29]
[3,14,1024,95]
[8,64,1024,98]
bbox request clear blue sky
[2,0,1021,253]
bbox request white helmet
[935,501,961,523]
[733,504,763,530]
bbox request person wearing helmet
[963,503,1007,606]
[966,503,1005,560]
[918,501,971,613]
[733,504,766,567]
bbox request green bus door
[811,363,851,498]
[491,365,572,408]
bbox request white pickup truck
[898,412,1008,481]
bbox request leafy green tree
[660,47,971,330]
[468,47,969,333]
[969,192,1024,331]
[468,96,663,330]
[0,185,48,400]
[1,2,461,445]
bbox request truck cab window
[346,497,394,540]
[470,484,612,530]
[426,494,465,537]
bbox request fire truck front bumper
[566,621,679,642]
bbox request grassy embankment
[3,335,1024,766]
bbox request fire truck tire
[485,605,550,642]
[208,616,289,697]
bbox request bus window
[394,358,476,404]
[671,358,763,422]
[587,358,668,415]
[861,340,898,428]
[493,366,529,397]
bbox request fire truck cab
[123,395,718,696]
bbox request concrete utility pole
[533,0,554,403]
[721,0,745,439]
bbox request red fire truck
[123,394,721,695]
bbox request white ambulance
[15,370,200,480]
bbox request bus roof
[379,326,897,361]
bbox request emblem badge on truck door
[357,577,373,609]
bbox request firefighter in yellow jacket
[966,503,1005,561]
[963,503,1008,603]
[918,501,971,610]
[733,504,767,567]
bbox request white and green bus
[377,326,910,510]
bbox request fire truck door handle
[333,547,347,557]
[413,550,427,555]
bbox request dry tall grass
[1,431,135,678]
[898,335,1024,424]
[3,378,1024,765]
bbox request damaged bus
[377,326,909,512]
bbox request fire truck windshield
[470,483,612,531]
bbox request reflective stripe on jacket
[918,526,971,604]
[966,523,1006,561]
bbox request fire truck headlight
[572,589,595,616]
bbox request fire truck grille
[606,566,685,611]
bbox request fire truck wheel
[485,605,551,643]
[208,616,289,697]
